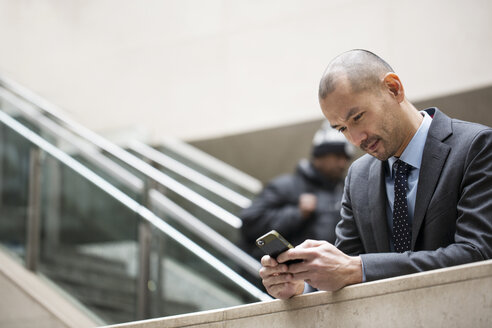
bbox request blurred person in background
[240,123,354,260]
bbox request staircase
[0,73,269,326]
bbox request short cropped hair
[319,49,394,99]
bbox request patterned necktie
[392,159,412,253]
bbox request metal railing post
[137,178,152,319]
[137,220,151,319]
[26,147,42,271]
[44,155,61,251]
[151,233,164,317]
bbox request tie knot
[394,159,411,176]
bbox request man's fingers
[277,247,311,264]
[276,239,328,263]
[266,281,304,300]
[276,249,305,264]
[286,260,310,274]
[299,239,329,248]
[259,261,288,279]
[260,254,278,267]
[262,271,295,287]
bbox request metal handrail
[0,76,242,229]
[0,85,260,278]
[129,140,252,208]
[0,87,144,192]
[149,190,260,276]
[0,109,271,302]
[160,136,262,194]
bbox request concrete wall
[103,259,492,328]
[0,0,491,142]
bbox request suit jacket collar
[411,107,452,248]
[423,107,453,141]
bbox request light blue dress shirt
[361,111,432,281]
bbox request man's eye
[338,127,346,133]
[354,113,364,122]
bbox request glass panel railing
[0,77,264,287]
[72,154,144,201]
[0,121,31,261]
[0,85,243,241]
[148,190,262,290]
[0,110,270,325]
[0,86,261,285]
[0,86,144,199]
[70,149,263,287]
[100,150,243,243]
[39,155,140,324]
[147,224,257,318]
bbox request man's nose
[347,129,367,148]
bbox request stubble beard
[361,118,402,161]
[360,136,396,161]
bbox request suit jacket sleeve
[339,128,492,281]
[335,165,366,256]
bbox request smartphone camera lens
[257,240,265,246]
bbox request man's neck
[394,102,423,157]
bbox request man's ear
[383,73,405,103]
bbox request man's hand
[299,193,317,219]
[259,255,305,299]
[277,240,363,291]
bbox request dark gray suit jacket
[335,108,492,281]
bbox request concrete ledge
[104,260,492,328]
[0,247,99,328]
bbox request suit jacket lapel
[412,108,452,248]
[368,159,391,252]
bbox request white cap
[312,121,355,158]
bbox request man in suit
[259,49,492,299]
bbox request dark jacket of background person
[240,124,354,260]
[241,159,344,260]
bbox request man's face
[313,153,350,181]
[319,79,405,161]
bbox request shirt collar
[388,111,432,178]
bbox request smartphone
[256,230,302,264]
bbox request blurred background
[0,0,491,327]
[1,0,491,182]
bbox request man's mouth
[362,138,380,153]
[368,139,379,152]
